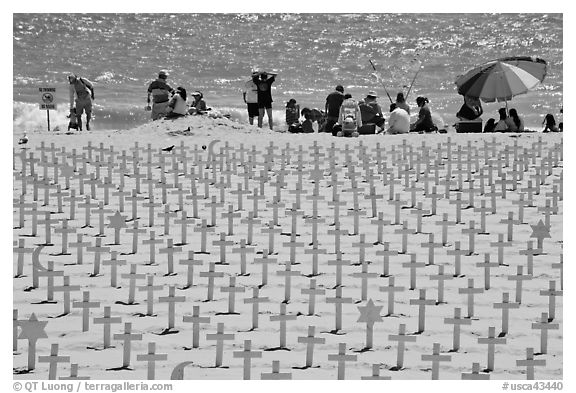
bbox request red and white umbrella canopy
[455,56,547,103]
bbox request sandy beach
[13,116,563,380]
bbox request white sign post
[39,87,56,131]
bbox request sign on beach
[39,87,56,110]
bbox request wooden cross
[157,204,177,236]
[461,362,490,380]
[540,280,562,321]
[326,286,353,332]
[206,322,235,367]
[361,364,392,380]
[375,242,398,277]
[402,253,427,290]
[102,251,127,288]
[142,230,163,266]
[277,259,301,303]
[38,343,70,380]
[370,212,391,245]
[59,363,90,380]
[137,342,168,380]
[297,325,325,368]
[531,312,559,355]
[182,305,211,348]
[429,265,454,304]
[458,278,484,319]
[388,323,417,370]
[493,292,520,336]
[328,343,357,380]
[38,211,58,246]
[158,285,186,330]
[516,347,546,380]
[138,274,163,317]
[444,307,472,351]
[507,265,532,304]
[213,232,235,265]
[233,339,262,380]
[87,237,110,277]
[243,286,269,329]
[395,221,416,254]
[13,238,34,277]
[421,342,452,380]
[477,326,507,372]
[37,260,64,302]
[219,276,245,314]
[120,263,146,305]
[269,303,297,349]
[476,253,500,290]
[301,278,325,316]
[53,219,76,255]
[178,251,203,288]
[199,262,224,301]
[261,360,292,380]
[113,322,143,368]
[72,291,100,332]
[410,289,436,333]
[489,233,512,266]
[93,306,122,349]
[252,248,276,286]
[261,221,282,255]
[52,275,80,315]
[420,233,443,266]
[159,238,182,275]
[327,251,351,288]
[124,219,146,255]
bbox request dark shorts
[258,101,272,109]
[247,103,259,118]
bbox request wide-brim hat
[367,91,378,98]
[159,70,168,77]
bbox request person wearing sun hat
[359,91,385,131]
[146,70,174,120]
[189,91,208,115]
[68,73,94,131]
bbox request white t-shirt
[243,80,258,104]
[388,107,410,134]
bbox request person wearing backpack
[68,73,95,131]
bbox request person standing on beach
[243,72,259,125]
[68,74,94,131]
[146,70,174,120]
[254,71,277,130]
[325,85,345,134]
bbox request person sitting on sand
[288,107,315,134]
[165,87,188,119]
[395,92,410,115]
[387,103,410,134]
[506,108,524,132]
[359,91,386,132]
[189,91,208,115]
[494,108,509,132]
[483,118,496,133]
[325,85,345,135]
[410,96,437,132]
[334,94,362,137]
[542,113,559,133]
[285,98,300,129]
[456,95,483,121]
[147,70,174,120]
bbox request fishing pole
[405,58,423,101]
[368,59,393,104]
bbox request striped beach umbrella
[455,56,547,103]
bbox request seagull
[161,145,175,152]
[18,134,28,145]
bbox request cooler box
[358,123,376,135]
[457,120,483,133]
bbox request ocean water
[13,13,563,132]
